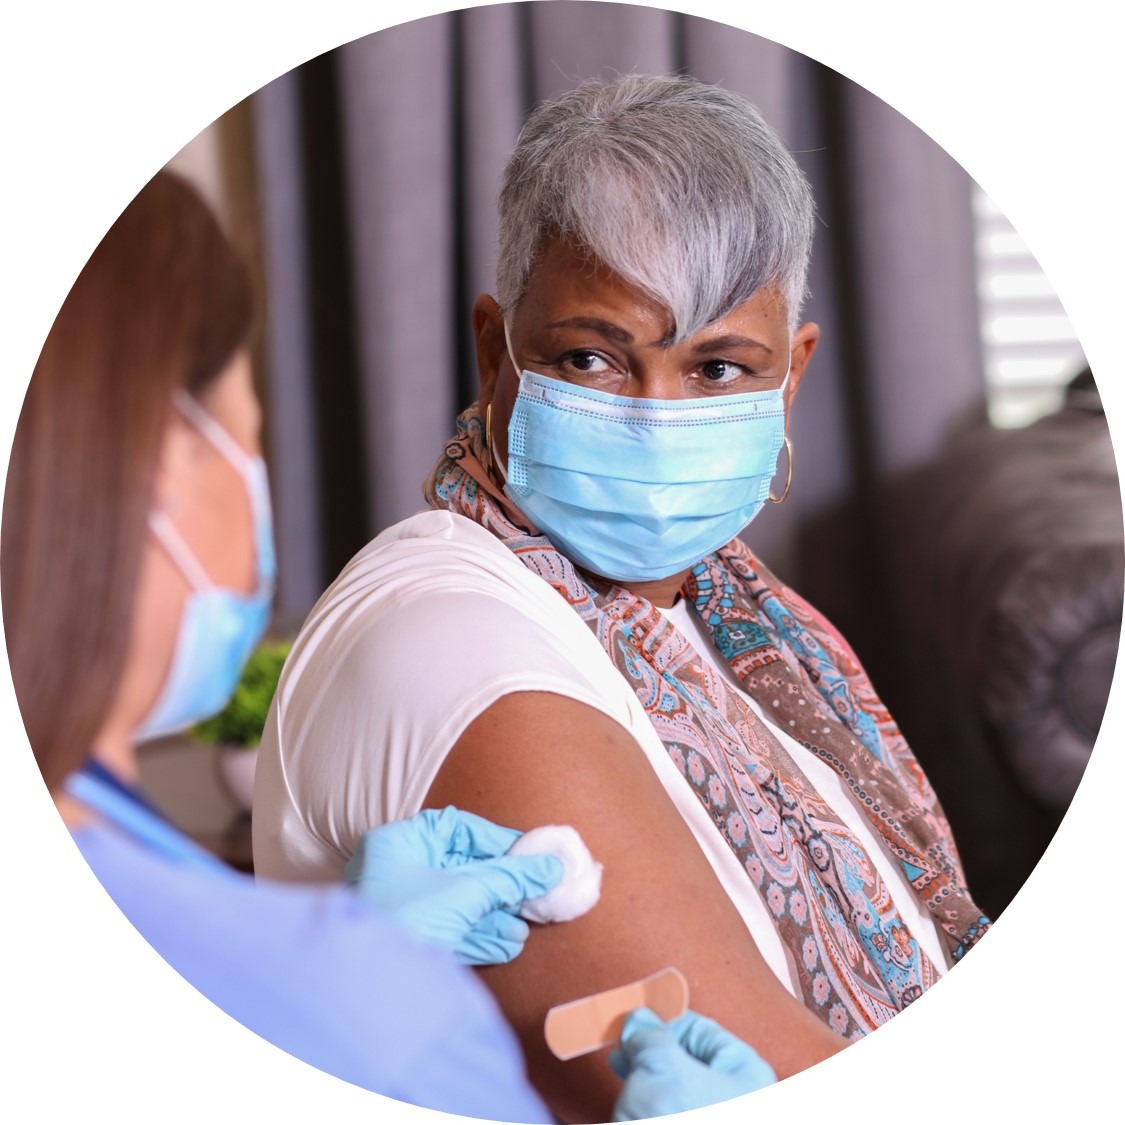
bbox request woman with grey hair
[254,74,988,1121]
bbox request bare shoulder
[425,690,846,1124]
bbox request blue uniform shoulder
[73,824,550,1122]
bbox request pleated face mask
[135,390,277,742]
[499,324,790,583]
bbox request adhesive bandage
[544,967,690,1061]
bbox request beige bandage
[543,967,689,1061]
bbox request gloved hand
[610,1008,777,1121]
[344,806,563,966]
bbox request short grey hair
[496,73,816,337]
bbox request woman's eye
[698,360,746,383]
[560,350,613,375]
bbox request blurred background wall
[164,1,1119,918]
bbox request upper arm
[424,690,847,1124]
[254,582,621,880]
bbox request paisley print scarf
[424,405,989,1038]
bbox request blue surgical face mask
[497,322,790,583]
[134,390,276,742]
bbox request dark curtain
[248,2,1018,899]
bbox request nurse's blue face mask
[496,321,791,584]
[135,390,276,742]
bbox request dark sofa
[890,369,1122,915]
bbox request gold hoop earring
[769,434,793,504]
[485,402,493,467]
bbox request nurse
[2,169,773,1120]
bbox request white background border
[3,1,1120,1119]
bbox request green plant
[191,639,292,748]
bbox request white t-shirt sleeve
[252,511,643,882]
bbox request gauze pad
[544,967,690,1061]
[508,824,602,924]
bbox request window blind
[974,186,1086,427]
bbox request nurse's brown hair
[1,170,253,791]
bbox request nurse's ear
[473,294,507,405]
[149,402,202,517]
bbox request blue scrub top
[68,767,553,1123]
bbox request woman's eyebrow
[542,317,634,344]
[541,320,773,356]
[690,334,773,354]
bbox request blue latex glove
[610,1008,777,1121]
[344,806,564,966]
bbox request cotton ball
[508,825,602,924]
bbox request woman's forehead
[515,236,788,348]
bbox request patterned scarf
[424,405,989,1038]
